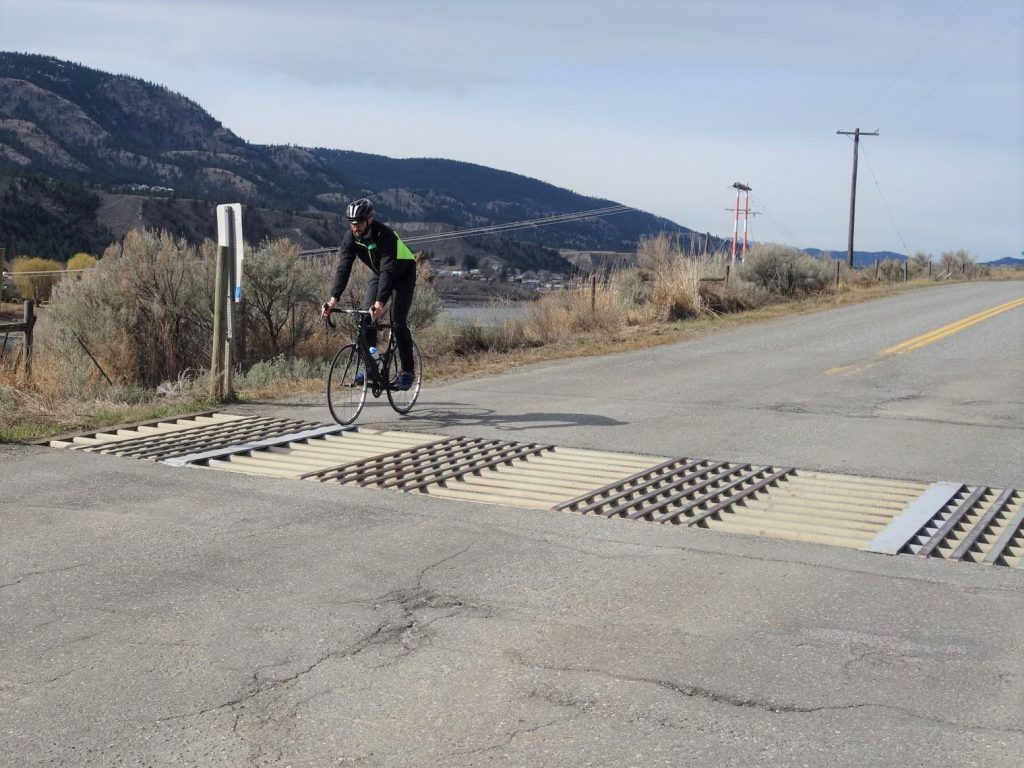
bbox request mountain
[985,256,1024,268]
[803,248,908,267]
[0,52,717,271]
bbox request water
[443,304,527,326]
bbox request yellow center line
[826,296,1024,376]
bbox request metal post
[729,182,752,264]
[224,261,234,400]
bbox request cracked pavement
[1,445,1021,767]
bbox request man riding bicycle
[321,198,417,390]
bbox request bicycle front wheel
[386,341,422,414]
[327,343,366,426]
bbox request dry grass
[3,247,1021,442]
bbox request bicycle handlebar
[321,305,381,330]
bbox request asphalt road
[2,280,1022,767]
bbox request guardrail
[0,300,36,382]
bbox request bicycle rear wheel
[327,343,366,426]
[386,341,422,414]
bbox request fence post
[590,274,596,312]
[928,261,932,279]
[903,261,909,281]
[22,299,34,384]
[725,262,731,286]
[874,259,879,279]
[835,260,841,289]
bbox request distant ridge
[803,248,907,267]
[0,51,723,269]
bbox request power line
[880,11,1024,130]
[862,0,971,113]
[298,203,635,256]
[406,205,634,245]
[747,195,803,248]
[3,268,92,276]
[858,142,910,255]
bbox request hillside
[0,52,717,270]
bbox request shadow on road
[401,403,627,432]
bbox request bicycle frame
[323,306,422,425]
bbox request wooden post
[928,261,932,279]
[590,274,596,312]
[835,260,841,289]
[903,261,909,281]
[211,246,227,400]
[22,299,34,384]
[874,259,879,279]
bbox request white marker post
[217,203,244,303]
[215,204,243,398]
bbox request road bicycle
[322,307,423,426]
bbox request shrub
[425,316,529,357]
[235,354,330,390]
[940,248,974,277]
[738,244,833,297]
[634,234,708,320]
[45,229,213,388]
[878,258,906,282]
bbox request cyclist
[321,198,417,389]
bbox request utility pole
[837,129,878,268]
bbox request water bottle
[368,346,382,374]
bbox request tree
[67,252,98,272]
[940,248,974,277]
[11,256,63,302]
[909,251,931,277]
[242,238,323,359]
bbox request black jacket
[330,220,416,305]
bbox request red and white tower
[730,182,752,263]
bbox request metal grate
[47,411,1023,569]
[52,415,326,462]
[867,484,1024,568]
[553,457,792,524]
[305,435,556,492]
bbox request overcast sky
[2,0,1022,261]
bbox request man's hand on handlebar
[321,300,336,328]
